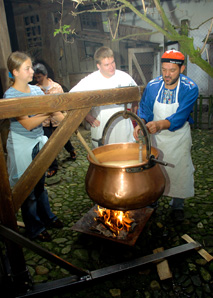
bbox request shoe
[171,209,185,222]
[36,230,52,242]
[70,151,76,161]
[49,219,64,229]
[47,169,57,178]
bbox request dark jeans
[21,143,57,239]
[43,125,75,171]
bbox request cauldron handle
[100,110,151,160]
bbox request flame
[95,205,134,236]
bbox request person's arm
[51,111,64,123]
[85,113,100,128]
[16,114,51,131]
[146,119,170,134]
[166,83,199,131]
[17,111,64,131]
[70,75,100,128]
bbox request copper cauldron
[85,110,166,211]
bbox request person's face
[97,56,116,78]
[34,73,46,85]
[13,58,34,83]
[162,63,185,88]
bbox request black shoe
[49,219,64,229]
[36,230,52,242]
[70,151,76,161]
[171,209,185,222]
[46,169,57,178]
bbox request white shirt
[70,70,137,147]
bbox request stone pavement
[16,127,213,298]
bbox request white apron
[152,79,194,198]
[91,104,135,148]
[7,131,48,187]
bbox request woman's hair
[7,51,31,84]
[94,46,114,65]
[33,63,48,76]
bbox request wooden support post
[153,247,173,280]
[182,234,213,262]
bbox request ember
[94,205,136,238]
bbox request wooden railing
[192,95,213,129]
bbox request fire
[95,205,135,237]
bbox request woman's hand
[51,111,64,122]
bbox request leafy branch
[54,0,213,77]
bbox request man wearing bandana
[134,50,199,222]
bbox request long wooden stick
[182,234,213,262]
[75,130,100,164]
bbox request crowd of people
[3,47,198,242]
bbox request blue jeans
[21,143,57,239]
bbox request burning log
[92,206,136,239]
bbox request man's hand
[146,120,170,134]
[85,114,100,128]
[133,125,141,141]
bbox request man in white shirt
[70,46,137,148]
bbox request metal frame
[0,224,202,297]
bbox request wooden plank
[182,234,213,262]
[153,247,172,280]
[0,86,144,120]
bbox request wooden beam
[0,86,144,119]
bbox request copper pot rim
[87,142,159,169]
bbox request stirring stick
[75,130,100,164]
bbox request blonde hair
[94,47,114,65]
[7,51,32,85]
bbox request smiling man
[70,46,137,148]
[134,50,199,222]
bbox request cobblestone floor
[6,128,213,297]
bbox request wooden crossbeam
[0,86,144,119]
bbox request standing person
[4,51,64,241]
[33,63,76,178]
[70,46,138,148]
[134,50,199,222]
